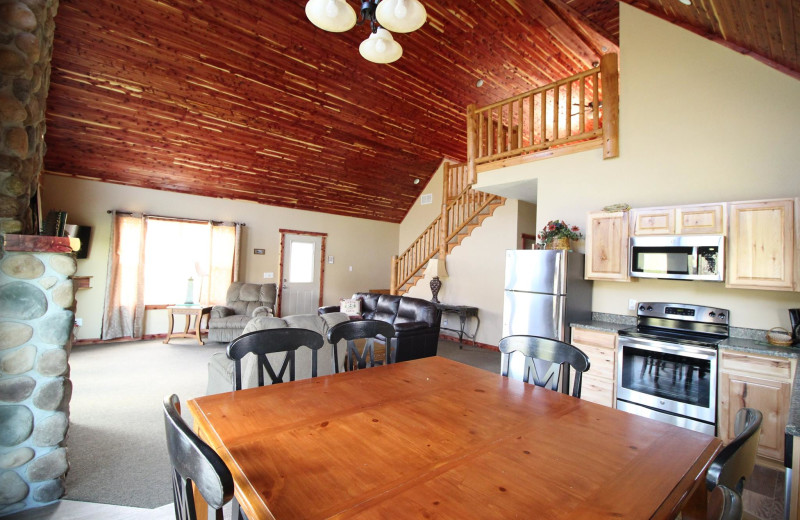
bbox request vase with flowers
[537,220,583,250]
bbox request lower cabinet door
[718,370,791,462]
[581,374,615,408]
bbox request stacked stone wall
[0,248,74,514]
[0,0,58,234]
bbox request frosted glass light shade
[305,0,357,32]
[359,28,403,63]
[375,0,427,33]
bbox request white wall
[404,200,523,346]
[41,175,399,340]
[473,4,800,330]
[398,161,446,252]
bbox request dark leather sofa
[319,293,441,363]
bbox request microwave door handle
[690,249,697,275]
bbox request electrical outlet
[264,272,273,279]
[628,299,637,311]
[348,266,352,272]
[443,319,448,326]
[74,318,83,326]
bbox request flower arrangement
[537,220,583,248]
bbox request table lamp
[426,258,448,304]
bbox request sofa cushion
[395,297,438,326]
[210,314,252,330]
[374,295,401,324]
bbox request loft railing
[390,177,503,294]
[466,53,618,182]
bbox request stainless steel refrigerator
[502,250,593,382]
[502,249,593,343]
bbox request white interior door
[281,234,322,316]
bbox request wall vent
[420,193,433,205]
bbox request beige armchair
[207,282,277,342]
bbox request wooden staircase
[390,162,505,295]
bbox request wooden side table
[163,305,212,345]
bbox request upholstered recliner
[206,312,350,394]
[207,282,277,343]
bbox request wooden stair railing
[390,168,505,295]
[466,53,619,183]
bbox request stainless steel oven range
[616,302,729,436]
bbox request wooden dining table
[187,356,722,520]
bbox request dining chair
[498,335,590,398]
[227,328,324,390]
[162,394,237,520]
[706,407,763,495]
[327,319,396,372]
[708,485,744,520]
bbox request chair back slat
[327,320,396,372]
[706,407,763,494]
[499,335,590,397]
[227,328,324,390]
[162,394,233,519]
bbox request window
[144,218,238,305]
[288,241,315,283]
[103,212,241,340]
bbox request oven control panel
[636,302,729,325]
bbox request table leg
[194,312,204,345]
[458,312,467,349]
[163,310,174,344]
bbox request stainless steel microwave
[629,235,724,281]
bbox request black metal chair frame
[709,485,744,520]
[162,394,234,520]
[327,319,396,373]
[706,407,763,494]
[227,328,324,390]
[498,335,590,398]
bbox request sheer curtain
[101,211,146,340]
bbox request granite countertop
[570,315,800,437]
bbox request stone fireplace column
[0,235,75,514]
[0,0,70,515]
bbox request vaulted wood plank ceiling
[43,0,798,223]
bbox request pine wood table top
[187,356,721,520]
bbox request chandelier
[305,0,427,64]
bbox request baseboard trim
[438,334,499,352]
[74,333,168,346]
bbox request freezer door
[504,250,567,294]
[502,290,566,341]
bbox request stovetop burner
[619,302,730,348]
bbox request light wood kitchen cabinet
[727,198,796,291]
[572,326,617,407]
[585,211,629,281]
[718,350,795,463]
[631,203,725,236]
[676,203,725,234]
[631,207,675,235]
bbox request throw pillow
[339,298,362,316]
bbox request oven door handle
[618,339,717,361]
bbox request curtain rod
[107,210,246,227]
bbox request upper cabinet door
[727,198,796,291]
[676,203,725,234]
[585,211,629,281]
[631,207,675,235]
